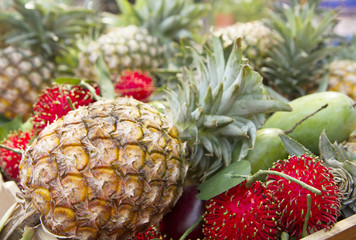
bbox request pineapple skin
[77,25,166,83]
[19,97,187,240]
[0,46,55,119]
[213,20,273,69]
[329,59,356,100]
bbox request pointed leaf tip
[197,160,251,200]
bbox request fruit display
[213,20,274,72]
[76,0,210,85]
[328,37,356,100]
[0,0,356,239]
[259,0,338,99]
[0,0,93,119]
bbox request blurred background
[1,0,355,38]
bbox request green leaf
[197,160,251,200]
[0,115,11,125]
[319,130,338,161]
[54,77,81,85]
[280,134,314,157]
[0,116,22,142]
[94,55,115,100]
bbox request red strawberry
[0,129,34,183]
[266,154,341,238]
[131,226,162,240]
[203,180,280,240]
[33,84,98,132]
[115,71,154,102]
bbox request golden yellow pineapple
[19,97,187,239]
[328,60,356,100]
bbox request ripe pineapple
[328,37,356,100]
[329,60,356,99]
[0,0,93,119]
[77,25,165,82]
[76,0,210,84]
[213,20,274,71]
[0,47,55,119]
[260,0,338,99]
[18,97,188,239]
[0,37,290,239]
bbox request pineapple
[328,37,356,100]
[18,97,188,239]
[213,20,274,71]
[260,0,338,99]
[77,25,165,82]
[0,0,93,119]
[165,37,291,179]
[76,0,210,85]
[0,37,290,239]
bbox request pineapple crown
[335,36,356,61]
[166,36,291,179]
[0,0,94,59]
[261,0,338,98]
[110,0,210,45]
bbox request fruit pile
[0,0,355,239]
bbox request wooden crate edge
[301,214,356,240]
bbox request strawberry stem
[245,170,322,195]
[0,144,22,154]
[178,215,203,240]
[79,81,101,102]
[302,194,312,238]
[65,96,75,110]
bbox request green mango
[246,128,289,174]
[263,91,356,154]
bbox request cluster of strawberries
[131,155,340,240]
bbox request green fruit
[246,128,289,174]
[263,91,356,154]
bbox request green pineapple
[76,0,210,85]
[0,0,93,119]
[260,0,338,99]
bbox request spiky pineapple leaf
[167,36,291,179]
[319,130,341,161]
[112,0,210,44]
[280,134,314,157]
[94,55,115,100]
[197,160,251,200]
[0,0,94,58]
[262,0,338,98]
